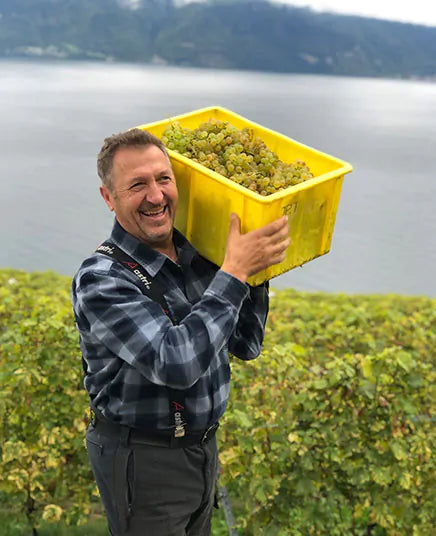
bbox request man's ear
[100,185,115,212]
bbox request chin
[145,228,173,245]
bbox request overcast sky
[267,0,436,27]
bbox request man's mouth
[140,206,167,218]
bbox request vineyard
[0,269,435,535]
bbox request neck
[156,242,178,263]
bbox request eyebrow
[128,168,174,184]
[157,168,175,178]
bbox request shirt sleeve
[228,281,269,360]
[72,265,249,390]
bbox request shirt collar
[109,219,197,277]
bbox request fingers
[263,215,291,264]
[270,224,290,246]
[266,234,291,264]
[258,215,289,237]
[222,213,291,281]
[230,213,290,250]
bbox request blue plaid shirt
[72,220,269,432]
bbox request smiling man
[72,128,289,536]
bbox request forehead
[112,144,172,178]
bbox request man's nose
[146,181,164,205]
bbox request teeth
[142,208,165,216]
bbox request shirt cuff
[207,269,249,307]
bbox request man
[72,128,289,536]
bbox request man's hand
[221,213,290,283]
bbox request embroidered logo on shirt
[172,401,186,437]
[96,244,115,255]
[123,261,138,269]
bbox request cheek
[123,192,143,211]
[168,185,178,206]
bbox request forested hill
[1,0,435,79]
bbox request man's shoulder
[75,250,114,273]
[72,251,126,289]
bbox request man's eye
[130,182,144,190]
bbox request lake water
[1,59,435,297]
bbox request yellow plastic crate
[135,106,353,286]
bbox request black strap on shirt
[96,242,175,321]
[95,241,187,438]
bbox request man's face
[100,144,178,252]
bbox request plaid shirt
[72,220,269,432]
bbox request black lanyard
[96,241,187,438]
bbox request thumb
[228,213,241,236]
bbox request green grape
[161,119,313,196]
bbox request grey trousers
[86,425,218,536]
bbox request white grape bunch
[161,118,313,196]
